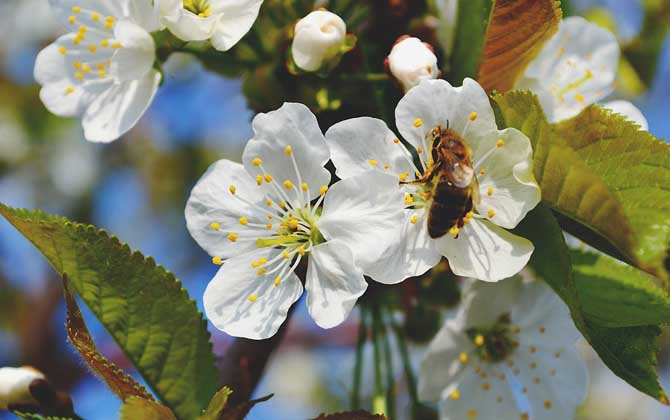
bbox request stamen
[413,118,423,127]
[410,214,418,224]
[252,157,263,166]
[285,145,293,156]
[450,390,460,400]
[239,217,249,226]
[474,335,485,346]
[212,256,223,265]
[488,209,495,218]
[227,233,238,242]
[248,294,257,302]
[487,186,493,196]
[468,111,478,121]
[496,138,505,148]
[368,159,378,167]
[229,185,237,194]
[283,180,294,189]
[210,222,221,231]
[264,173,273,183]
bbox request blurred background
[0,0,668,419]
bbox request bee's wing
[448,163,475,188]
[471,175,481,205]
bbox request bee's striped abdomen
[427,175,473,239]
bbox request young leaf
[62,276,154,402]
[492,90,670,281]
[515,204,668,403]
[0,204,218,420]
[120,397,177,420]
[14,414,76,420]
[196,387,232,420]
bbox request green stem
[371,303,387,416]
[351,305,367,409]
[338,73,390,82]
[391,314,420,419]
[380,305,397,420]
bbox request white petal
[317,171,407,282]
[204,247,303,339]
[434,218,533,282]
[34,35,72,86]
[457,277,524,328]
[324,117,416,181]
[82,69,161,142]
[602,100,648,130]
[210,0,263,51]
[291,10,347,72]
[0,366,45,410]
[418,320,472,402]
[110,19,156,81]
[128,0,160,31]
[243,103,331,203]
[162,10,217,41]
[186,159,269,259]
[395,78,497,157]
[471,128,541,229]
[48,0,126,27]
[388,37,438,92]
[305,240,367,329]
[517,16,619,122]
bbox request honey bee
[413,124,480,239]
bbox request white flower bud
[0,366,45,410]
[291,10,347,72]
[387,36,438,92]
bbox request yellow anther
[274,276,282,286]
[496,138,505,148]
[417,147,424,154]
[264,173,273,183]
[256,175,263,186]
[284,145,293,155]
[467,409,477,419]
[479,169,487,175]
[265,223,272,229]
[256,268,267,275]
[251,260,261,268]
[279,201,287,208]
[58,46,67,54]
[65,86,75,94]
[487,186,493,196]
[399,172,409,182]
[404,194,414,205]
[262,199,271,207]
[459,352,468,364]
[298,246,306,256]
[252,157,262,166]
[301,182,308,192]
[227,232,238,242]
[212,256,223,265]
[248,294,257,302]
[368,159,378,167]
[100,39,110,47]
[413,118,423,127]
[73,61,82,69]
[75,72,84,80]
[319,185,328,195]
[72,6,81,13]
[288,219,299,229]
[538,327,546,333]
[229,185,236,195]
[78,25,87,34]
[450,390,460,400]
[282,250,290,259]
[529,345,537,354]
[468,111,478,121]
[487,209,495,218]
[104,21,114,29]
[475,334,485,346]
[91,12,100,21]
[239,217,249,226]
[383,163,390,170]
[415,170,422,177]
[81,64,91,72]
[410,214,418,224]
[544,401,552,409]
[393,138,400,144]
[105,16,115,23]
[575,93,585,103]
[449,226,459,237]
[88,44,97,53]
[96,62,105,70]
[210,222,221,231]
[482,382,490,391]
[68,15,76,24]
[112,42,122,49]
[283,180,294,189]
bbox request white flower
[0,366,45,410]
[418,277,588,420]
[387,36,438,92]
[325,78,540,283]
[516,16,648,129]
[34,0,162,143]
[291,10,347,72]
[156,0,263,51]
[186,103,405,339]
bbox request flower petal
[457,277,523,328]
[128,0,160,31]
[471,128,541,229]
[48,0,126,27]
[81,69,161,142]
[186,159,269,259]
[517,16,619,122]
[602,100,648,131]
[324,117,416,181]
[162,10,217,41]
[110,19,156,81]
[395,78,497,158]
[305,240,367,329]
[204,247,303,339]
[317,171,407,282]
[243,103,331,203]
[434,218,533,282]
[210,0,264,51]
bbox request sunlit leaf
[120,397,177,420]
[13,414,75,420]
[196,387,232,420]
[0,204,218,420]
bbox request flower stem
[380,304,397,420]
[371,302,387,416]
[391,313,420,419]
[351,305,367,409]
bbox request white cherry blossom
[156,0,263,51]
[418,277,588,420]
[516,16,648,129]
[186,103,405,339]
[291,10,347,72]
[325,78,540,283]
[387,36,438,92]
[34,0,162,143]
[0,366,45,410]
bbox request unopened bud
[0,366,45,410]
[291,10,347,72]
[387,36,438,92]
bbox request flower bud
[0,366,45,410]
[291,10,347,72]
[387,36,438,92]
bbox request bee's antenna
[445,119,450,129]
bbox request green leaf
[13,414,75,420]
[514,204,668,403]
[120,397,177,420]
[446,0,493,84]
[216,394,273,420]
[310,411,389,420]
[0,204,218,420]
[196,387,232,420]
[492,90,670,281]
[572,250,670,327]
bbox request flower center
[183,0,212,17]
[466,314,516,363]
[255,206,325,254]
